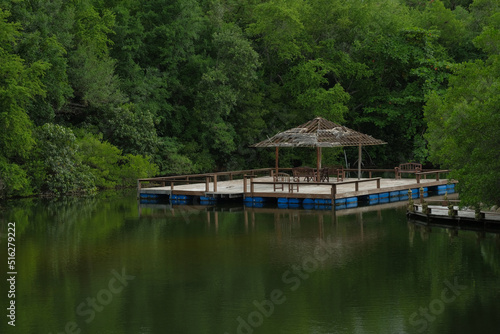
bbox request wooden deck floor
[139,176,454,200]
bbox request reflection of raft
[407,204,500,232]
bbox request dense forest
[0,0,498,205]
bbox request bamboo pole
[275,147,279,176]
[316,147,321,182]
[358,144,362,180]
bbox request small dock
[138,168,456,209]
[408,203,500,231]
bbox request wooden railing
[342,168,450,181]
[138,167,452,198]
[137,168,273,197]
[343,168,394,179]
[247,177,382,199]
[416,170,450,183]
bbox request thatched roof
[251,117,387,148]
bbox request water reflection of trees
[3,194,499,334]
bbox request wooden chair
[273,172,299,192]
[319,167,329,182]
[292,167,315,182]
[292,168,301,182]
[328,165,345,182]
[273,172,290,191]
[395,163,422,179]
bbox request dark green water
[1,190,499,334]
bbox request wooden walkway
[408,204,500,232]
[410,204,500,222]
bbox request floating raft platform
[138,168,456,210]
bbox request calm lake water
[1,190,499,334]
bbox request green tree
[68,3,126,110]
[353,26,452,164]
[424,19,500,205]
[0,8,49,196]
[30,123,95,195]
[0,9,48,159]
[247,0,311,64]
[98,103,159,157]
[285,59,350,122]
[414,0,474,62]
[77,131,159,188]
[0,0,74,125]
[194,24,261,168]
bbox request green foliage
[154,137,195,175]
[194,23,261,167]
[3,0,74,125]
[414,0,471,61]
[472,11,500,54]
[352,25,452,163]
[247,0,310,62]
[68,45,126,108]
[0,0,499,199]
[285,59,350,122]
[31,123,96,195]
[425,7,500,206]
[29,124,159,195]
[0,8,48,160]
[99,103,159,156]
[77,132,122,188]
[73,4,115,58]
[77,131,159,188]
[0,108,36,160]
[0,157,31,197]
[118,153,159,186]
[424,54,500,206]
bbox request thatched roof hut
[252,117,387,179]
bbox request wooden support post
[243,175,247,194]
[417,174,421,184]
[408,189,415,212]
[316,147,321,182]
[377,178,380,189]
[436,173,440,181]
[205,176,209,192]
[355,181,359,192]
[213,174,218,192]
[331,184,337,197]
[250,178,254,197]
[275,147,279,176]
[358,144,362,180]
[170,181,174,192]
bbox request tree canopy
[0,0,497,203]
[425,3,500,206]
